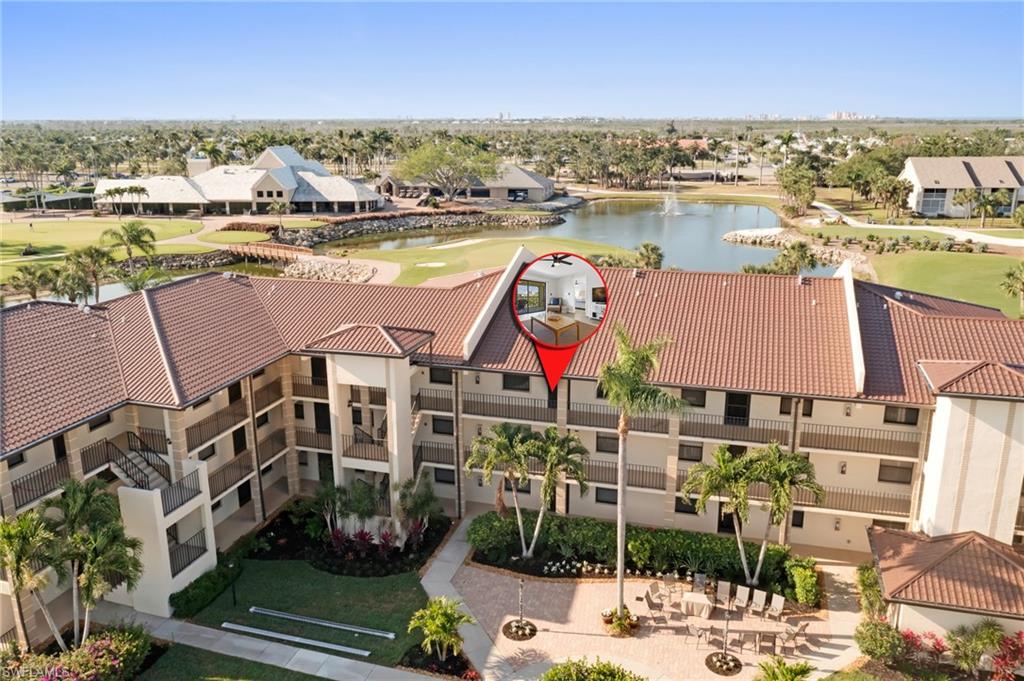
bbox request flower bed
[2,625,152,681]
[400,646,479,680]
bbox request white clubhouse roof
[95,176,209,205]
[294,172,384,203]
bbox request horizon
[2,1,1022,121]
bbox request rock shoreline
[117,251,241,273]
[723,229,868,268]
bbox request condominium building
[2,250,1022,648]
[899,156,1024,217]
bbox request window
[780,398,814,417]
[502,374,530,392]
[256,190,264,198]
[872,519,907,531]
[299,451,309,467]
[261,463,273,475]
[595,383,606,400]
[198,444,216,461]
[253,368,265,378]
[791,510,805,528]
[211,500,222,512]
[7,452,25,468]
[275,190,283,198]
[87,413,112,431]
[596,433,618,453]
[884,406,919,426]
[678,442,703,462]
[504,478,531,493]
[675,496,698,514]
[232,427,247,454]
[429,367,453,384]
[878,461,914,484]
[255,413,269,428]
[921,188,946,215]
[294,403,305,420]
[595,487,617,505]
[514,280,546,315]
[228,382,242,404]
[351,408,362,426]
[682,389,706,407]
[192,396,211,409]
[432,417,454,435]
[727,445,747,457]
[434,468,456,485]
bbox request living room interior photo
[514,253,607,347]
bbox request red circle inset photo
[511,252,610,349]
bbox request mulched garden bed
[400,645,479,680]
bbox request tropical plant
[0,512,68,651]
[8,263,55,300]
[540,658,647,681]
[522,426,589,557]
[396,476,441,530]
[102,220,156,274]
[407,596,475,662]
[750,442,824,563]
[77,523,143,642]
[267,200,293,228]
[953,188,980,221]
[755,656,814,681]
[1013,204,1024,228]
[854,618,905,664]
[947,619,1005,678]
[52,259,92,304]
[65,246,114,304]
[636,241,664,269]
[597,324,685,615]
[998,261,1024,316]
[118,266,171,292]
[776,131,797,165]
[976,189,1011,228]
[682,444,756,584]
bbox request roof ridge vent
[796,274,804,286]
[79,303,92,314]
[632,268,639,278]
[894,290,904,300]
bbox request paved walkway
[92,601,431,681]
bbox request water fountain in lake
[659,181,683,216]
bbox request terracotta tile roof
[868,527,1024,619]
[919,360,1024,398]
[306,324,435,357]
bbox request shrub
[855,563,885,617]
[541,658,647,681]
[948,619,1004,676]
[168,553,243,617]
[854,618,905,663]
[10,624,151,681]
[993,631,1024,681]
[784,556,821,607]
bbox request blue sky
[3,2,1021,120]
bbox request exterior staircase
[108,433,172,491]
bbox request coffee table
[531,314,580,345]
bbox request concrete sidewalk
[814,201,1024,247]
[93,601,431,681]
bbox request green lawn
[967,228,1024,239]
[277,218,329,229]
[803,225,952,243]
[0,218,201,257]
[198,230,271,245]
[138,644,321,681]
[189,560,427,666]
[1,243,216,282]
[815,188,1017,229]
[872,251,1023,318]
[340,235,633,285]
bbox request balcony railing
[169,528,208,577]
[292,375,329,400]
[80,440,151,489]
[0,627,17,647]
[464,448,546,476]
[296,428,332,451]
[463,392,555,423]
[566,403,670,434]
[748,483,912,517]
[12,458,71,509]
[137,427,169,454]
[367,388,386,406]
[416,389,454,413]
[126,432,171,482]
[799,423,921,459]
[254,378,283,413]
[417,441,456,467]
[162,469,202,516]
[257,428,287,465]
[81,440,112,475]
[578,460,666,490]
[679,413,790,444]
[186,400,248,450]
[340,434,388,462]
[208,454,254,500]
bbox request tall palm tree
[999,262,1024,316]
[749,443,824,582]
[197,139,228,167]
[977,189,1011,228]
[953,188,979,223]
[8,263,55,300]
[523,426,589,558]
[66,246,114,304]
[707,138,724,184]
[52,260,92,304]
[43,479,119,645]
[77,524,143,643]
[465,423,538,556]
[776,131,797,166]
[101,187,127,218]
[598,325,686,616]
[267,200,293,227]
[119,266,172,292]
[102,220,156,274]
[407,596,475,663]
[0,512,68,652]
[682,444,756,585]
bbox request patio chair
[648,581,667,602]
[779,627,802,657]
[692,573,707,593]
[715,580,732,609]
[767,593,786,620]
[733,585,751,611]
[667,599,686,622]
[662,573,678,593]
[750,589,768,618]
[644,592,667,625]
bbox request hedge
[168,552,243,617]
[3,624,151,681]
[540,658,648,681]
[467,511,796,597]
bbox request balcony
[464,448,546,476]
[257,428,287,465]
[162,470,202,516]
[208,454,254,500]
[12,458,71,509]
[566,402,670,434]
[679,413,790,445]
[748,483,912,518]
[296,428,332,451]
[169,528,208,577]
[414,441,456,474]
[578,460,665,491]
[292,375,328,400]
[340,432,388,462]
[464,392,555,423]
[416,389,453,413]
[186,400,248,450]
[364,387,386,406]
[254,378,283,413]
[798,423,921,459]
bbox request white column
[385,358,414,516]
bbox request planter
[502,619,537,641]
[705,652,742,677]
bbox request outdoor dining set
[640,574,812,657]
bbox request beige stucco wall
[896,603,1024,636]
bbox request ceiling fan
[540,254,573,267]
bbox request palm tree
[77,523,143,642]
[8,263,55,300]
[119,266,172,292]
[465,423,538,556]
[637,242,664,269]
[682,444,756,585]
[523,426,589,557]
[0,512,69,652]
[408,596,475,663]
[66,246,114,304]
[707,138,724,184]
[197,139,228,167]
[43,479,119,645]
[102,220,156,274]
[953,188,979,223]
[749,443,824,581]
[598,325,686,616]
[751,134,768,186]
[977,189,1011,228]
[101,186,128,218]
[267,200,293,227]
[776,131,797,166]
[52,260,92,304]
[755,655,814,681]
[774,242,818,275]
[999,262,1024,316]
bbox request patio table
[679,591,714,618]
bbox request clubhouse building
[1,252,1022,647]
